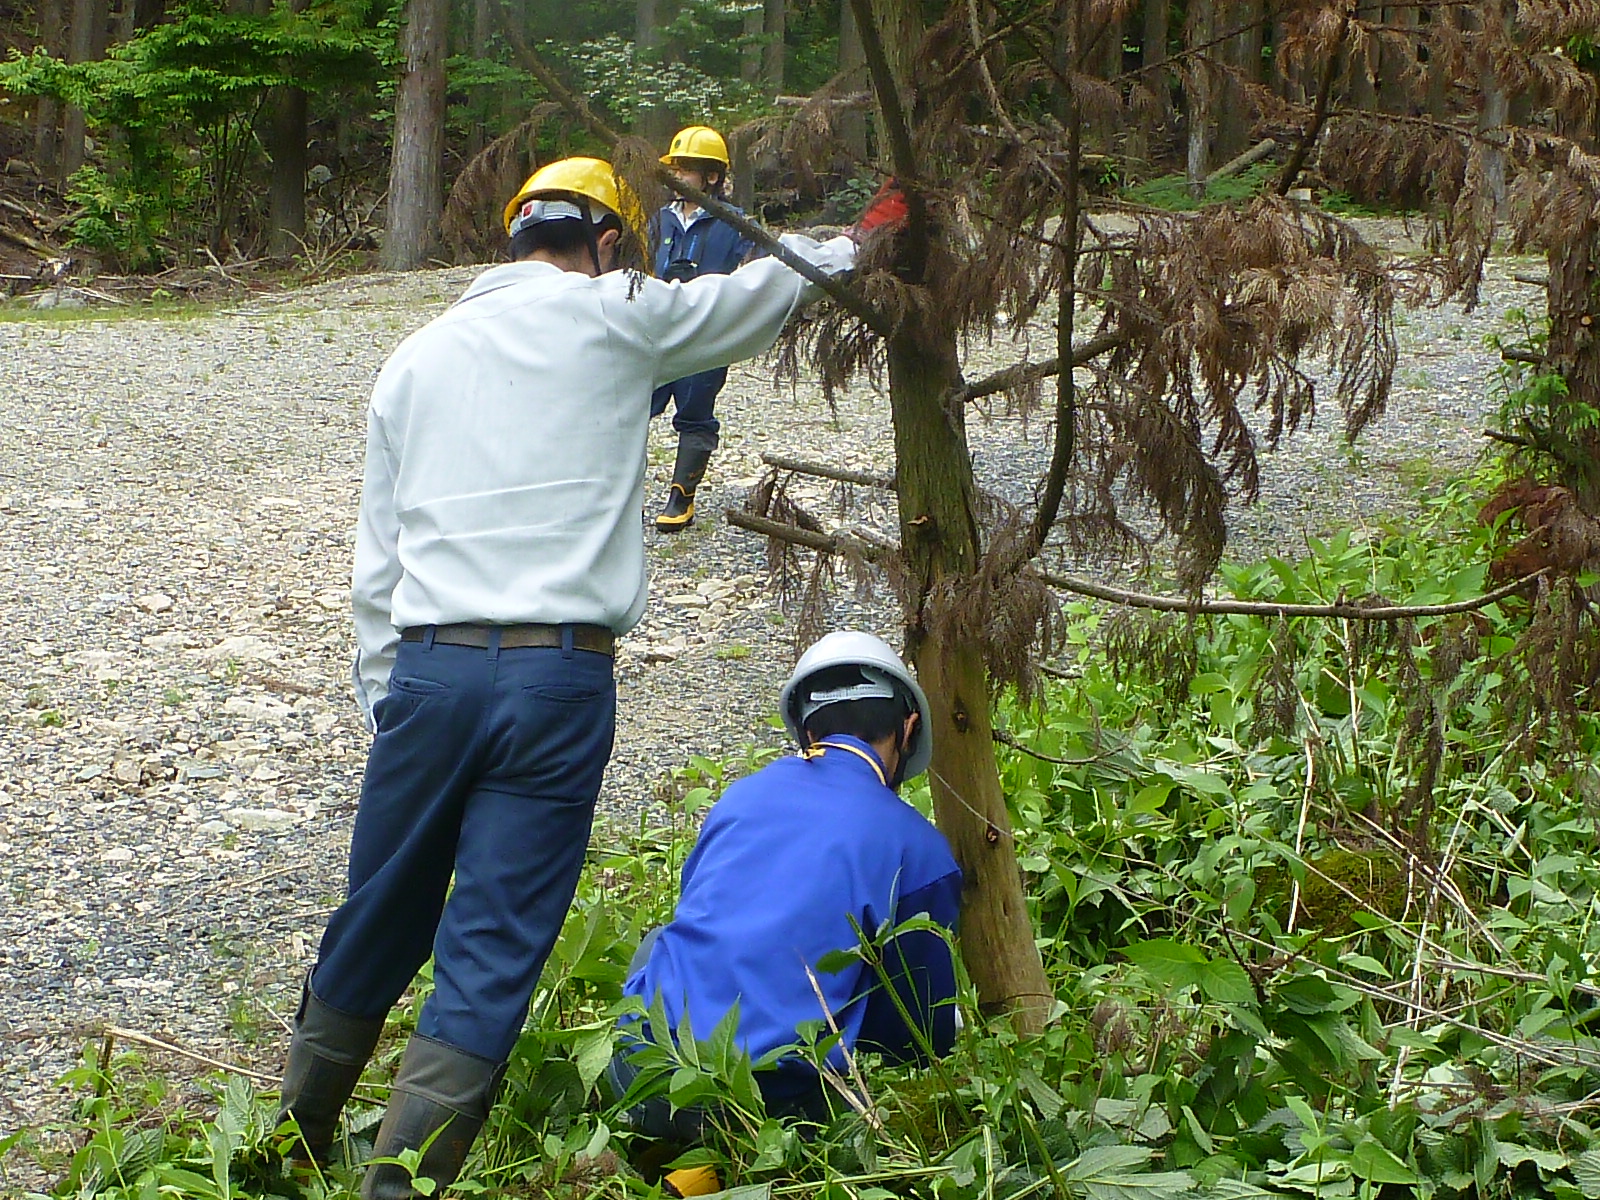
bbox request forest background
[4,0,1600,1198]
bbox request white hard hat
[779,631,933,780]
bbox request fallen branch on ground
[762,452,895,489]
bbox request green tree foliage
[0,0,389,266]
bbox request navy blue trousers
[651,367,726,446]
[311,635,615,1063]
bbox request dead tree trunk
[382,0,448,270]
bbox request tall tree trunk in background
[266,86,308,257]
[266,0,310,258]
[635,0,676,143]
[468,0,492,159]
[838,0,869,163]
[731,6,763,209]
[1378,2,1415,113]
[762,0,785,93]
[1545,185,1600,510]
[61,0,107,181]
[1090,5,1122,153]
[1217,0,1262,161]
[33,0,66,174]
[1544,88,1600,511]
[382,0,448,270]
[1128,0,1169,171]
[1184,0,1215,196]
[1424,3,1451,118]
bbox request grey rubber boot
[362,1034,504,1200]
[276,979,386,1164]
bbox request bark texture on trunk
[838,0,869,162]
[266,85,308,258]
[61,0,107,181]
[887,331,1053,1032]
[382,0,448,271]
[762,0,785,93]
[1184,0,1214,196]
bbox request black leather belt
[401,623,615,656]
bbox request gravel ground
[0,223,1542,1187]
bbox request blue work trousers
[310,635,615,1064]
[650,367,726,446]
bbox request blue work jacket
[624,735,962,1097]
[652,202,756,280]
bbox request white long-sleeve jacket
[351,233,857,722]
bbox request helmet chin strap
[887,719,915,789]
[579,201,604,275]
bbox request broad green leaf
[1349,1138,1417,1185]
[1497,1142,1568,1173]
[572,1027,615,1092]
[1196,960,1256,1006]
[1124,939,1206,990]
[1571,1148,1600,1198]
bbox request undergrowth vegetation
[11,481,1600,1199]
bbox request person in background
[649,125,755,532]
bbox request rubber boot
[665,1165,724,1196]
[276,978,386,1165]
[656,440,714,533]
[361,1034,503,1200]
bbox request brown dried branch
[992,727,1099,765]
[762,453,896,489]
[1038,568,1548,619]
[960,331,1129,402]
[725,509,892,561]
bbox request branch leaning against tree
[491,2,891,337]
[730,511,1547,620]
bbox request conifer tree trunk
[839,0,869,163]
[33,0,65,174]
[382,0,448,270]
[888,324,1052,1032]
[266,0,309,259]
[1545,88,1600,511]
[762,0,785,93]
[266,85,308,257]
[1218,0,1261,161]
[61,0,107,182]
[1184,0,1214,196]
[851,0,1053,1032]
[1128,0,1169,170]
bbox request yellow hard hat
[502,156,645,244]
[660,126,730,169]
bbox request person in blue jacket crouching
[608,631,962,1167]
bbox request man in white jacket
[272,157,882,1198]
